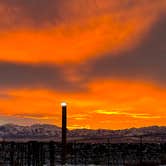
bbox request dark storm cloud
[0,0,64,29]
[81,15,166,86]
[0,62,84,92]
[1,0,164,30]
[0,0,107,29]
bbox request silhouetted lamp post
[61,102,67,165]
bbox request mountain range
[0,124,166,143]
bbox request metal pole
[61,103,67,165]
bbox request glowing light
[61,102,67,107]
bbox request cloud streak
[0,0,165,29]
[0,0,165,64]
[81,15,166,86]
[95,110,161,119]
[0,61,85,92]
[0,13,166,92]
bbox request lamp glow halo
[61,102,67,107]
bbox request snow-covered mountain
[0,124,166,142]
[0,124,61,140]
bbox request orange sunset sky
[0,0,166,129]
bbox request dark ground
[0,142,166,165]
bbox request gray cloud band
[0,1,165,90]
[0,0,164,29]
[0,16,165,91]
[79,16,166,86]
[0,62,85,92]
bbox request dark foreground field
[0,142,166,165]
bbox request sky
[0,0,166,129]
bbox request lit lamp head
[61,102,67,107]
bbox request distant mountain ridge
[0,124,166,142]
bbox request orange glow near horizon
[0,0,166,129]
[0,80,166,129]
